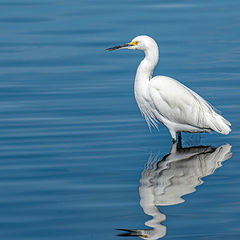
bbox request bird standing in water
[106,35,231,143]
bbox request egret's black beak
[105,43,130,51]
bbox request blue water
[0,0,239,239]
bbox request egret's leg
[177,132,181,141]
[177,132,182,149]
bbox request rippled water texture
[0,0,240,239]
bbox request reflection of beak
[105,43,130,51]
[117,229,148,238]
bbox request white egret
[106,35,231,143]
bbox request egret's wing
[149,76,219,130]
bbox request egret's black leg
[177,132,182,149]
[177,132,181,141]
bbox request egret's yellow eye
[130,41,139,46]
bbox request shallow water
[0,0,240,239]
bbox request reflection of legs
[177,132,182,149]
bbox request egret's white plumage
[106,35,231,142]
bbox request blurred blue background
[0,0,239,239]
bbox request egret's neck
[135,45,159,85]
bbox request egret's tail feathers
[221,116,231,126]
[209,114,231,135]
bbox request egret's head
[106,35,157,52]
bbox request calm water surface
[0,0,240,239]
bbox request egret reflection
[118,143,232,240]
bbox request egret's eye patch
[130,41,139,46]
